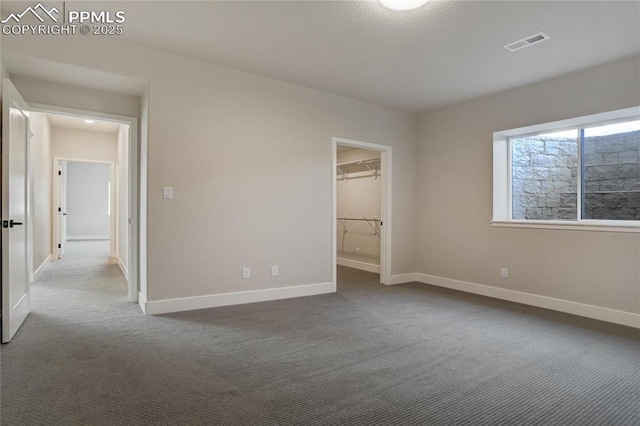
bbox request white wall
[66,162,111,240]
[337,148,381,262]
[3,35,418,303]
[29,112,52,272]
[138,88,149,298]
[0,63,8,99]
[11,75,140,119]
[51,127,118,162]
[417,55,640,316]
[117,124,129,275]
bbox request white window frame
[492,106,640,233]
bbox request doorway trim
[332,137,392,291]
[27,102,143,304]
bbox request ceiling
[2,1,639,112]
[47,113,121,134]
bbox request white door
[57,161,67,259]
[2,78,30,343]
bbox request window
[511,129,578,221]
[493,107,640,232]
[583,122,639,220]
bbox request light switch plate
[163,187,173,199]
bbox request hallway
[31,240,138,323]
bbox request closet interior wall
[336,147,381,272]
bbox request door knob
[9,220,23,227]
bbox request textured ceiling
[2,1,639,112]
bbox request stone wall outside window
[512,130,639,220]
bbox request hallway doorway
[2,77,144,343]
[55,160,114,259]
[27,108,137,303]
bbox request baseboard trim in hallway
[32,254,52,282]
[138,291,148,314]
[415,273,640,329]
[118,258,129,282]
[142,282,334,315]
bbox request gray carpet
[1,241,639,425]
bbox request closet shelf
[337,157,381,181]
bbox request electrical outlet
[271,266,279,277]
[501,267,509,278]
[242,267,251,279]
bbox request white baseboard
[337,257,380,274]
[416,273,640,329]
[31,254,52,283]
[387,273,418,285]
[138,291,147,314]
[141,282,334,315]
[118,258,129,282]
[67,235,110,241]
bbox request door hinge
[58,244,61,249]
[58,207,61,212]
[380,221,383,226]
[58,170,62,176]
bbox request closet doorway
[332,137,392,290]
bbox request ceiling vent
[504,32,550,52]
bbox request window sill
[490,220,640,234]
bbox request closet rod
[337,217,381,237]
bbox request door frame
[28,103,143,304]
[27,128,35,283]
[52,158,116,257]
[332,137,392,290]
[54,159,67,260]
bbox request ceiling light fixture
[84,119,95,124]
[379,0,429,11]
